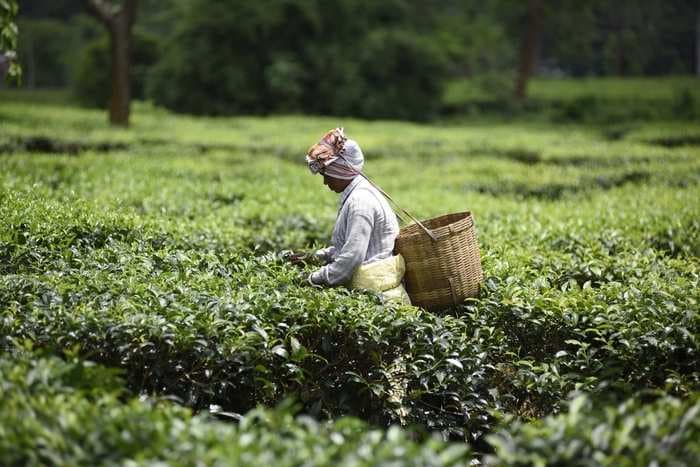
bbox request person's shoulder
[349,182,379,203]
[346,186,381,214]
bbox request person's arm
[310,200,374,286]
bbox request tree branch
[86,0,115,27]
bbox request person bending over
[299,128,410,304]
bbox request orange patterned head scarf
[306,128,365,179]
[305,128,347,174]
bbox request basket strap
[333,152,438,242]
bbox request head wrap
[306,128,364,180]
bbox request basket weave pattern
[394,211,483,311]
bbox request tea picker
[287,128,483,312]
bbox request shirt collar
[338,176,363,208]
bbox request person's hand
[283,250,324,267]
[283,251,310,266]
[295,271,323,288]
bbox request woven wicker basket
[394,211,483,311]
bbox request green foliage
[146,1,271,115]
[350,29,448,120]
[521,0,697,77]
[16,19,71,88]
[486,393,700,466]
[1,352,473,466]
[444,76,700,122]
[17,0,699,120]
[1,0,20,83]
[0,93,699,462]
[146,0,449,120]
[73,29,160,108]
[672,88,700,120]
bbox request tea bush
[1,92,699,462]
[0,351,474,466]
[443,76,700,122]
[486,393,700,466]
[3,327,698,466]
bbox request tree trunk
[696,1,700,76]
[615,32,625,76]
[109,17,132,126]
[27,36,36,88]
[609,5,628,77]
[86,0,137,127]
[514,0,544,101]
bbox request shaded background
[12,0,700,122]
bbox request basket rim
[398,211,474,241]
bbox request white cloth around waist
[350,254,411,305]
[350,254,406,292]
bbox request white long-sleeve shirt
[310,176,399,286]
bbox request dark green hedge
[4,350,699,466]
[0,351,473,466]
[486,393,700,466]
[145,0,449,120]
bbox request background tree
[10,0,700,120]
[86,0,138,126]
[0,0,20,83]
[514,0,543,100]
[147,0,449,120]
[73,28,158,108]
[17,18,71,88]
[697,0,700,76]
[541,1,599,76]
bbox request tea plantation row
[3,349,699,465]
[2,156,698,428]
[1,94,699,464]
[0,350,472,466]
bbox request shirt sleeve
[310,199,374,286]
